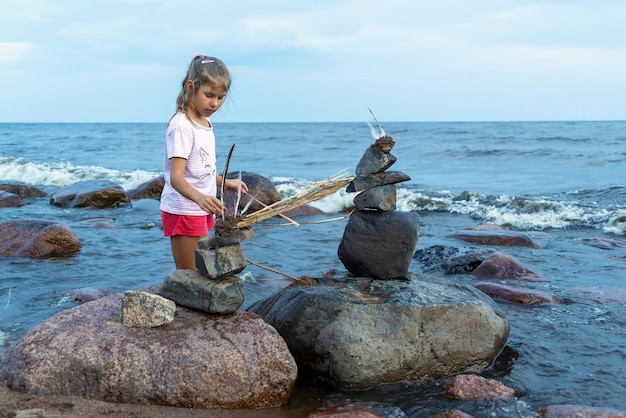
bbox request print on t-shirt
[199,147,214,179]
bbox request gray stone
[160,270,244,314]
[195,242,247,279]
[338,210,420,280]
[248,277,509,389]
[121,291,176,328]
[353,185,396,211]
[3,289,297,408]
[355,147,397,176]
[346,171,411,193]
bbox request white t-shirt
[160,112,217,216]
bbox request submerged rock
[248,276,509,389]
[442,374,516,401]
[449,230,541,248]
[473,281,559,305]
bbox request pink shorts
[161,211,216,237]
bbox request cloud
[0,42,35,64]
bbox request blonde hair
[174,55,231,116]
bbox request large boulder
[2,288,297,409]
[0,220,81,257]
[50,180,130,208]
[248,276,509,389]
[338,210,420,280]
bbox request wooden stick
[244,191,300,227]
[246,258,307,284]
[220,144,235,207]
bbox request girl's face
[188,82,227,118]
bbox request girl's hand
[196,195,226,216]
[224,178,249,194]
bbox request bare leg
[170,235,200,270]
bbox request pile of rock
[338,135,420,280]
[161,236,247,314]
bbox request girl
[160,55,248,270]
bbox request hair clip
[201,59,215,64]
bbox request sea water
[0,121,625,417]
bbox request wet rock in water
[435,409,475,418]
[161,270,244,314]
[221,171,280,214]
[195,238,246,279]
[441,250,494,274]
[308,404,382,417]
[338,210,419,280]
[121,291,175,328]
[248,276,509,389]
[0,219,81,258]
[472,252,547,281]
[126,175,164,200]
[473,281,559,305]
[535,404,626,418]
[355,146,397,175]
[50,180,130,208]
[2,289,297,409]
[0,191,24,207]
[0,183,47,198]
[466,223,506,231]
[448,230,541,248]
[353,185,397,211]
[442,374,516,401]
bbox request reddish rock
[308,404,381,417]
[0,220,81,257]
[449,230,540,248]
[0,191,24,207]
[3,289,297,409]
[126,176,164,200]
[536,404,626,417]
[435,409,475,418]
[472,252,547,281]
[474,281,559,305]
[466,223,506,231]
[442,374,516,401]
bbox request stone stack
[337,135,420,280]
[161,235,246,314]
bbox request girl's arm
[170,157,225,215]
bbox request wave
[0,156,160,191]
[277,179,625,235]
[2,156,623,236]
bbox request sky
[1,0,626,123]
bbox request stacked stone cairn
[338,134,420,280]
[161,235,246,314]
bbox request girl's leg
[170,235,200,270]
